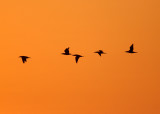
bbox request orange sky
[0,0,160,114]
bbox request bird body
[126,44,137,53]
[62,47,71,55]
[72,54,83,63]
[94,50,106,56]
[19,56,30,63]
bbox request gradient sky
[0,0,160,114]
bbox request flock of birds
[19,44,137,64]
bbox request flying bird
[19,56,30,63]
[125,44,137,53]
[94,50,106,56]
[72,54,83,63]
[62,47,71,55]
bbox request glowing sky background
[0,0,160,114]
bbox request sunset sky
[0,0,160,114]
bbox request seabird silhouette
[72,54,83,63]
[94,50,106,56]
[19,56,30,63]
[125,44,137,53]
[62,47,71,55]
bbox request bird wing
[22,58,26,63]
[94,51,99,53]
[64,48,69,54]
[75,56,80,63]
[98,52,102,56]
[130,44,134,51]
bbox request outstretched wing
[94,51,100,55]
[130,44,134,52]
[98,52,102,56]
[64,48,69,54]
[75,56,80,63]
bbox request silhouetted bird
[125,44,137,53]
[72,54,83,63]
[62,47,71,55]
[19,56,30,63]
[94,50,106,56]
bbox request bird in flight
[94,50,106,56]
[125,44,137,53]
[19,56,30,63]
[62,47,71,55]
[72,54,83,63]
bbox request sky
[0,0,160,114]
